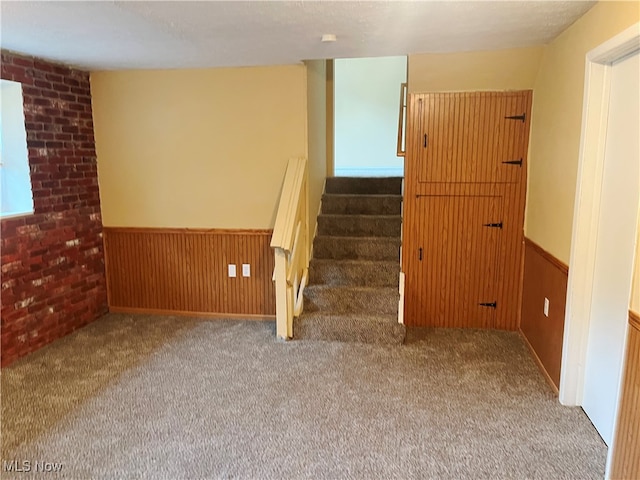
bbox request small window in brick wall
[0,79,34,218]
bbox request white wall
[334,56,406,177]
[0,80,33,217]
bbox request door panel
[404,195,503,328]
[403,90,531,331]
[582,51,640,446]
[413,92,530,184]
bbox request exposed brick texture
[1,51,107,366]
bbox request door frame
[561,22,640,406]
[561,26,639,478]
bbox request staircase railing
[397,82,407,157]
[271,157,309,340]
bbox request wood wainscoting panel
[520,238,568,389]
[611,311,640,480]
[103,228,275,316]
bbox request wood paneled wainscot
[520,238,568,391]
[610,311,640,480]
[103,228,275,317]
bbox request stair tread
[321,194,403,215]
[296,312,404,323]
[309,258,400,288]
[310,258,400,266]
[319,213,401,219]
[323,193,402,198]
[313,237,400,261]
[304,284,399,314]
[300,311,398,320]
[305,285,398,293]
[294,311,405,345]
[315,234,401,241]
[317,213,401,237]
[325,177,403,195]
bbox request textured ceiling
[0,1,596,71]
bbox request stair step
[325,177,403,195]
[304,285,399,315]
[309,259,400,287]
[294,312,406,345]
[322,194,402,215]
[317,214,401,237]
[313,236,401,261]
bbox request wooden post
[274,248,290,340]
[286,279,294,338]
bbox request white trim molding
[561,22,640,407]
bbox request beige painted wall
[326,60,335,178]
[305,60,328,244]
[632,219,640,314]
[526,1,640,263]
[408,46,543,93]
[91,65,307,229]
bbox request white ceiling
[1,1,596,71]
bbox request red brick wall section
[1,51,108,366]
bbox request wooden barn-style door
[403,91,532,330]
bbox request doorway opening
[561,23,639,477]
[333,56,407,177]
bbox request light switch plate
[228,264,237,278]
[242,264,251,277]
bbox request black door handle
[423,134,428,148]
[478,302,497,309]
[418,247,423,261]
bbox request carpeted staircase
[295,177,406,344]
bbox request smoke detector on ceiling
[321,34,337,43]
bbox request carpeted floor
[1,314,606,479]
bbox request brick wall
[1,51,107,366]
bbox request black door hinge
[502,158,523,167]
[483,222,503,229]
[478,302,497,309]
[505,113,526,122]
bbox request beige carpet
[1,313,606,479]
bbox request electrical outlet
[228,264,236,278]
[242,264,251,277]
[543,297,550,317]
